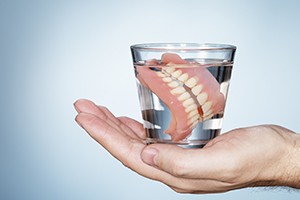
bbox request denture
[137,53,225,141]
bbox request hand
[74,99,300,194]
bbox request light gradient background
[1,0,300,199]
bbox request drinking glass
[131,43,236,148]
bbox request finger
[141,143,229,180]
[75,112,180,184]
[95,106,141,140]
[76,112,140,160]
[74,99,109,118]
[74,99,107,118]
[169,180,234,194]
[97,105,122,125]
[74,99,122,132]
[118,117,146,139]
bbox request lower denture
[137,53,225,141]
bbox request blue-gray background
[1,0,300,199]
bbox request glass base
[146,138,209,148]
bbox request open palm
[74,99,299,193]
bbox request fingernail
[141,147,158,166]
[73,102,81,113]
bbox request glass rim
[130,43,236,51]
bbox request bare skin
[74,99,300,194]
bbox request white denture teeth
[177,92,191,101]
[171,70,182,78]
[163,67,176,74]
[168,81,180,88]
[188,114,200,125]
[178,73,189,82]
[183,98,194,107]
[185,104,197,113]
[197,93,208,105]
[158,67,216,125]
[171,86,185,95]
[185,77,198,88]
[203,109,213,117]
[188,109,199,119]
[192,84,203,96]
[162,77,172,83]
[202,101,212,113]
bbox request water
[135,60,233,148]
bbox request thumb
[141,144,208,178]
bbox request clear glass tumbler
[131,43,236,148]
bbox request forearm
[250,126,300,189]
[283,132,300,188]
